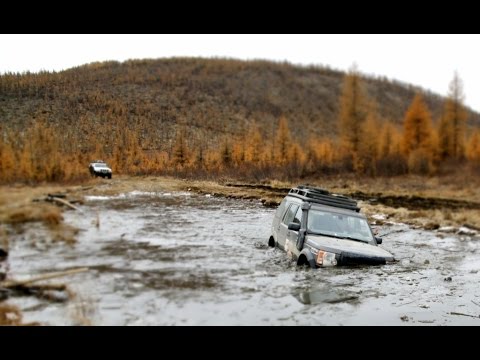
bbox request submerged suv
[269,185,394,268]
[89,160,112,179]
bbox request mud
[350,191,480,211]
[223,182,480,211]
[224,183,291,194]
[3,189,480,325]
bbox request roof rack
[288,185,360,212]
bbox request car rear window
[275,198,288,218]
[293,206,302,224]
[282,204,299,225]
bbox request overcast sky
[1,34,479,112]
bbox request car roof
[287,185,360,212]
[285,195,366,218]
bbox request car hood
[306,234,394,261]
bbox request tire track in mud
[224,183,480,211]
[350,191,480,211]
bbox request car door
[286,206,303,258]
[278,203,299,251]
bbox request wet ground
[6,190,480,325]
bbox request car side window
[293,206,302,224]
[282,204,299,225]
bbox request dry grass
[0,226,8,252]
[68,292,96,326]
[361,202,480,230]
[0,204,80,245]
[0,184,66,225]
[0,184,83,245]
[94,211,100,229]
[0,303,23,326]
[3,204,63,226]
[303,174,480,204]
[49,224,80,245]
[267,179,293,189]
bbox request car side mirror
[375,236,383,245]
[288,222,301,231]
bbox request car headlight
[316,250,337,267]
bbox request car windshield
[94,163,107,168]
[307,209,373,243]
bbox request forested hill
[1,57,478,147]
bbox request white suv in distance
[89,160,112,179]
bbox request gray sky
[1,34,479,112]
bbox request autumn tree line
[336,70,480,177]
[1,65,480,183]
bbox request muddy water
[7,191,480,325]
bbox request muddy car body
[269,186,394,268]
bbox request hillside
[2,57,480,183]
[1,57,479,151]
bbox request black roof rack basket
[289,185,360,212]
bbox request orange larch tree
[220,137,232,168]
[376,121,407,175]
[358,109,380,176]
[245,123,263,165]
[438,72,468,160]
[466,130,480,166]
[402,93,434,174]
[0,131,16,183]
[275,116,292,165]
[338,66,368,169]
[171,127,189,168]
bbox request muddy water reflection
[9,191,480,325]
